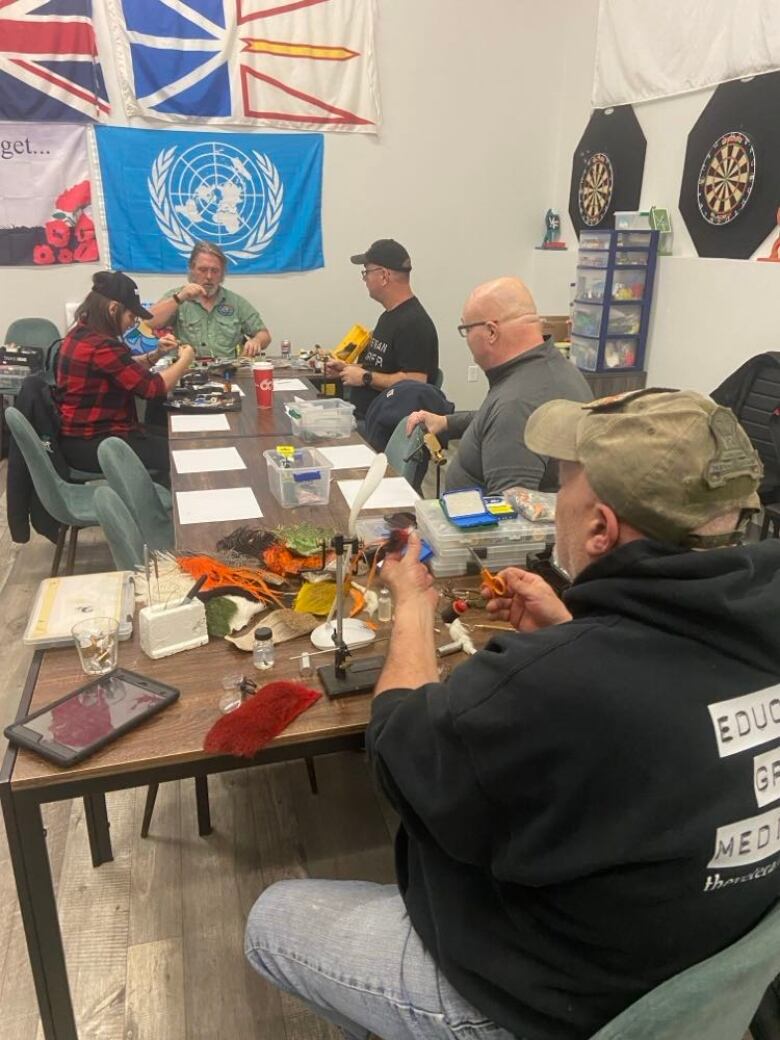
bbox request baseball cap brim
[525,399,587,461]
[350,252,369,265]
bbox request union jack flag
[0,0,109,121]
[106,0,379,132]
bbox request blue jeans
[245,879,518,1040]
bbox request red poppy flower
[33,244,56,265]
[74,239,99,263]
[74,212,95,243]
[56,180,91,213]
[45,219,71,248]
[57,248,74,264]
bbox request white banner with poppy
[0,123,98,267]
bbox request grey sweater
[444,341,591,494]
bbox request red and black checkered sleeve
[93,343,167,399]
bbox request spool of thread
[440,598,469,624]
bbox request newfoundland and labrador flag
[94,125,323,274]
[0,0,109,121]
[104,0,380,132]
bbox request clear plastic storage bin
[414,500,555,578]
[575,270,606,302]
[611,270,646,301]
[288,398,356,442]
[578,250,609,269]
[579,231,611,250]
[570,335,599,371]
[264,447,334,508]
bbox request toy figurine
[537,209,567,250]
[758,208,780,263]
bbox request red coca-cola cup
[253,361,274,409]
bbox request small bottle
[253,627,275,670]
[281,338,292,360]
[299,652,314,679]
[377,587,393,623]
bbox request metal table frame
[0,650,364,1040]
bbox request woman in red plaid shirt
[57,271,195,482]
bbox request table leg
[195,775,212,836]
[0,788,78,1040]
[83,794,113,867]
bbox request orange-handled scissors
[467,547,506,596]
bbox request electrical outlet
[467,365,479,382]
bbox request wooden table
[168,371,319,440]
[0,376,475,1040]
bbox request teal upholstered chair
[5,317,60,353]
[97,437,173,549]
[590,901,780,1040]
[383,418,427,493]
[5,407,100,575]
[93,487,145,571]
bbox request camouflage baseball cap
[525,388,762,547]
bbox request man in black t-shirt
[326,239,439,418]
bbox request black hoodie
[367,539,780,1040]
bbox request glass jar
[253,627,275,670]
[377,587,393,623]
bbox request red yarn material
[203,681,321,758]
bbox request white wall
[1,0,579,412]
[530,0,779,395]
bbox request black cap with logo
[350,239,412,272]
[92,270,153,320]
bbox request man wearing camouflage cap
[246,389,780,1040]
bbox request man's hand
[324,358,345,376]
[406,409,447,437]
[340,364,368,387]
[156,333,178,355]
[177,343,196,368]
[380,533,438,611]
[242,339,263,358]
[179,282,206,302]
[484,567,572,632]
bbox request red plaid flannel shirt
[57,323,167,438]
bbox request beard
[202,282,221,299]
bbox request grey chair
[590,900,780,1040]
[93,486,145,571]
[383,418,427,493]
[5,407,100,575]
[97,438,173,550]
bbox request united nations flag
[94,126,323,274]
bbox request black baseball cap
[350,239,412,272]
[92,270,152,320]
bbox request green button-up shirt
[166,286,266,359]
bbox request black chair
[760,410,780,539]
[712,353,780,503]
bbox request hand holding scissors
[467,547,506,596]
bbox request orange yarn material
[262,544,327,576]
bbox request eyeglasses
[457,321,490,338]
[457,313,541,337]
[361,267,384,280]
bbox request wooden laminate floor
[0,460,397,1040]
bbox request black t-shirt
[348,296,438,418]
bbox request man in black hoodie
[246,389,780,1040]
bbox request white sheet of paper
[176,487,262,525]
[170,413,230,433]
[338,477,420,510]
[172,447,246,475]
[319,444,377,470]
[273,378,308,391]
[231,383,244,396]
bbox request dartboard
[697,131,756,226]
[578,153,614,227]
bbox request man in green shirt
[149,241,271,359]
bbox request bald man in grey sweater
[407,277,591,494]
